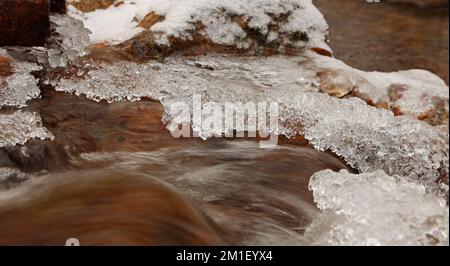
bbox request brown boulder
[50,0,66,14]
[0,56,13,77]
[0,0,50,47]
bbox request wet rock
[0,56,13,77]
[1,47,49,67]
[0,0,50,47]
[0,167,33,190]
[138,12,165,30]
[318,70,355,98]
[1,140,69,172]
[317,69,390,109]
[0,150,15,168]
[50,0,67,14]
[67,0,116,12]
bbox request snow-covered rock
[308,54,449,126]
[68,0,330,58]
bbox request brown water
[0,1,448,245]
[0,88,347,245]
[315,0,449,83]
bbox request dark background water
[315,0,449,84]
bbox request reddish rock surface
[0,0,50,47]
[67,0,115,12]
[0,56,13,77]
[50,0,66,14]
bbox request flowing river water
[0,0,448,245]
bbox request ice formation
[0,111,54,148]
[282,92,449,193]
[0,49,42,108]
[46,14,91,68]
[305,170,449,246]
[48,53,449,192]
[48,55,319,103]
[68,0,329,52]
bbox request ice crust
[305,169,449,246]
[68,0,329,50]
[0,50,42,108]
[0,111,54,148]
[47,15,91,68]
[49,54,449,192]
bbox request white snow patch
[68,0,329,50]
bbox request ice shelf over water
[306,169,449,246]
[0,111,54,148]
[49,53,449,192]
